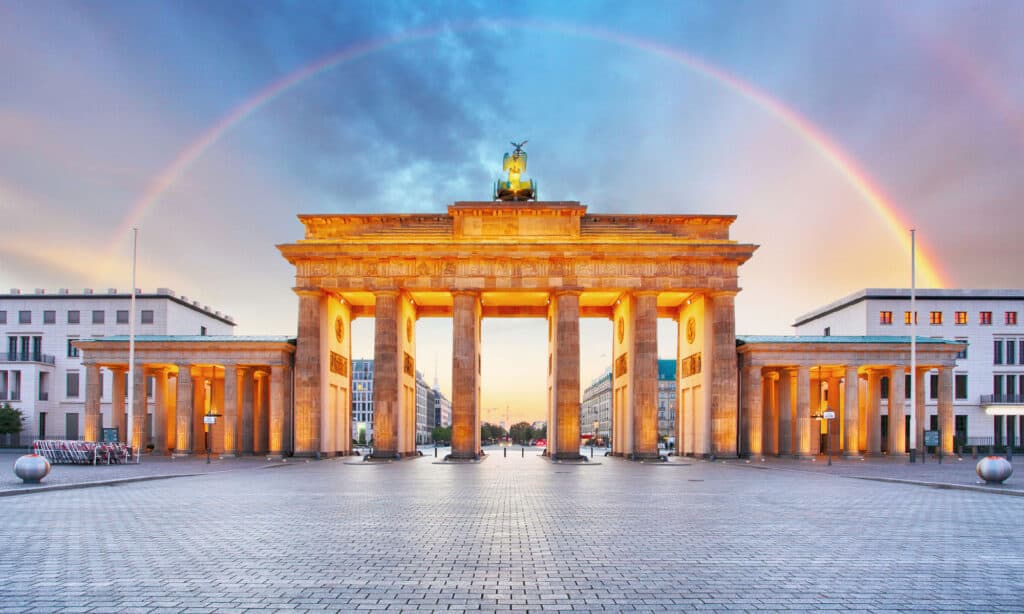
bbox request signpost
[815,409,836,466]
[204,410,222,465]
[101,427,119,444]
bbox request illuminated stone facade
[279,201,757,459]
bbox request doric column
[174,365,193,455]
[777,369,793,455]
[843,366,860,457]
[914,368,926,456]
[451,290,481,459]
[269,364,286,457]
[222,364,238,457]
[192,371,207,452]
[631,292,660,459]
[111,366,126,441]
[131,366,146,452]
[254,370,269,453]
[795,366,812,459]
[293,289,323,456]
[372,291,401,457]
[888,366,906,455]
[938,366,954,454]
[745,366,763,458]
[152,368,168,455]
[764,371,779,456]
[240,367,254,454]
[866,370,882,456]
[549,289,583,460]
[707,292,738,457]
[84,364,102,441]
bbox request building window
[929,311,943,325]
[955,374,968,400]
[954,311,968,325]
[955,338,968,360]
[92,310,104,324]
[823,326,830,337]
[67,338,79,358]
[141,310,154,324]
[980,311,992,325]
[200,326,207,336]
[0,311,6,324]
[994,340,1004,365]
[929,373,939,400]
[18,310,31,324]
[67,310,80,324]
[116,310,129,324]
[66,371,80,398]
[42,310,56,325]
[7,371,21,400]
[993,374,1005,399]
[1007,312,1018,325]
[903,311,917,325]
[879,311,893,325]
[1008,341,1018,365]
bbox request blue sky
[2,1,1022,422]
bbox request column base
[219,453,237,459]
[265,453,285,460]
[550,453,587,462]
[842,452,864,459]
[795,455,816,461]
[628,452,667,462]
[865,451,885,458]
[171,451,191,458]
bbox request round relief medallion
[334,316,344,343]
[617,316,624,344]
[686,317,696,344]
[406,317,413,342]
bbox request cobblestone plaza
[2,454,1022,612]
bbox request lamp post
[592,420,599,458]
[203,403,222,465]
[814,406,836,466]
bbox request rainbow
[112,19,948,288]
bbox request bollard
[972,445,977,460]
[504,447,507,458]
[434,447,437,458]
[521,446,524,458]
[909,449,916,464]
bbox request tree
[508,421,534,445]
[480,422,506,443]
[431,425,451,444]
[0,403,24,436]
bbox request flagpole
[910,229,918,459]
[127,227,139,462]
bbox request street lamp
[813,406,836,466]
[203,402,222,465]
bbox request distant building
[415,370,430,444]
[0,287,234,446]
[352,359,374,443]
[350,360,451,444]
[795,288,1024,448]
[580,360,676,444]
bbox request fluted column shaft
[269,365,286,456]
[111,367,126,441]
[294,290,323,456]
[633,292,660,459]
[888,366,906,455]
[84,364,102,441]
[938,366,954,454]
[240,368,254,454]
[152,368,168,454]
[796,366,811,458]
[549,290,582,460]
[843,366,860,456]
[372,291,400,457]
[451,291,481,459]
[709,292,738,457]
[866,370,882,456]
[131,367,146,452]
[778,369,793,455]
[175,365,193,454]
[745,366,763,457]
[222,365,238,456]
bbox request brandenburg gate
[278,146,757,460]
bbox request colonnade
[740,364,957,457]
[80,342,296,456]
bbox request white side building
[794,289,1024,449]
[0,287,234,446]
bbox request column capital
[293,287,323,298]
[763,370,780,381]
[707,290,738,299]
[373,289,401,298]
[632,290,660,297]
[450,288,480,297]
[551,287,583,297]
